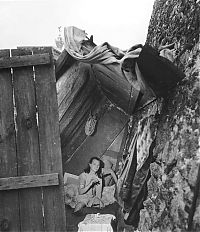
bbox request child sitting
[74,157,104,212]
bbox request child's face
[103,160,112,170]
[89,159,100,173]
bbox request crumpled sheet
[64,26,141,65]
[64,26,143,91]
[64,26,184,99]
[101,185,116,207]
[64,183,116,208]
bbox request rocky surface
[146,0,200,56]
[134,0,200,231]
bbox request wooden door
[0,47,66,231]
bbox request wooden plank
[60,77,97,134]
[0,49,20,231]
[12,48,44,231]
[55,49,75,80]
[57,62,89,121]
[0,173,59,190]
[17,46,61,60]
[33,47,66,231]
[0,53,50,69]
[57,61,80,106]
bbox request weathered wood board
[0,173,59,190]
[0,49,20,231]
[0,47,66,231]
[33,47,66,231]
[12,48,44,231]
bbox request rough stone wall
[135,0,200,231]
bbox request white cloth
[78,214,115,232]
[64,26,123,64]
[64,26,142,65]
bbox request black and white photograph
[0,0,199,231]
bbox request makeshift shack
[56,26,184,231]
[2,1,199,229]
[0,25,185,231]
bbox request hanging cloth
[117,133,138,203]
[123,102,162,226]
[64,26,184,100]
[64,26,143,92]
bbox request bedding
[64,182,116,208]
[64,172,116,209]
[64,172,119,231]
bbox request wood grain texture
[33,47,66,231]
[0,53,50,69]
[57,62,90,121]
[55,49,75,80]
[59,75,97,135]
[0,49,20,231]
[0,173,59,190]
[12,48,44,231]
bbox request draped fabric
[117,133,138,204]
[63,26,184,228]
[64,26,184,99]
[64,26,141,65]
[125,139,155,226]
[117,102,161,226]
[64,26,143,92]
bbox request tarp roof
[56,26,184,164]
[56,26,156,114]
[56,26,184,115]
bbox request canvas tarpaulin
[61,26,185,227]
[64,26,184,100]
[64,26,145,93]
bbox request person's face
[89,159,100,173]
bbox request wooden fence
[0,47,66,231]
